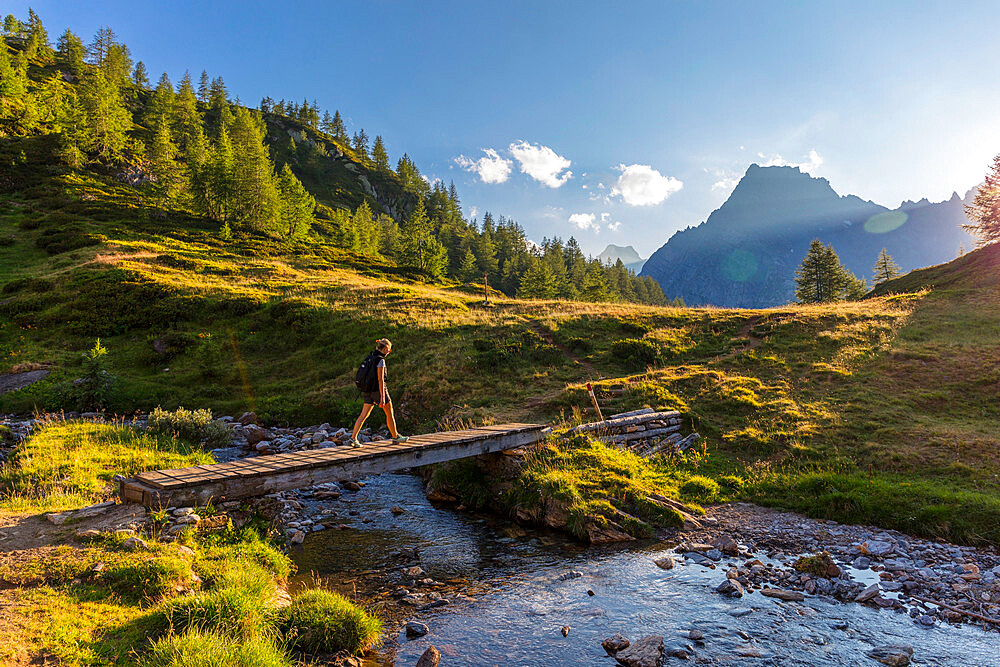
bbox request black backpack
[354,351,383,393]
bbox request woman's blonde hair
[375,338,392,352]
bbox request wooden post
[586,382,604,421]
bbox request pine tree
[102,42,132,88]
[872,248,901,284]
[795,240,860,303]
[352,129,369,158]
[26,9,53,62]
[78,70,131,161]
[131,61,149,88]
[88,27,117,67]
[320,110,333,134]
[581,262,611,301]
[173,70,200,148]
[198,123,235,221]
[228,107,280,232]
[276,163,315,239]
[0,40,27,101]
[3,15,24,37]
[56,28,85,75]
[372,135,388,171]
[331,110,346,141]
[518,260,556,299]
[208,76,228,110]
[964,153,1000,246]
[457,247,478,283]
[147,122,181,202]
[197,70,210,103]
[145,73,174,131]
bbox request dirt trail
[523,319,603,411]
[0,370,49,396]
[716,314,764,362]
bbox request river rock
[290,530,306,545]
[122,536,148,550]
[415,646,441,667]
[852,556,871,570]
[46,511,72,525]
[761,588,805,602]
[405,621,428,638]
[602,634,630,655]
[686,630,703,640]
[342,481,363,492]
[862,540,894,557]
[561,625,571,637]
[716,579,744,597]
[712,534,739,555]
[243,424,269,445]
[558,570,584,581]
[654,556,675,570]
[855,583,881,603]
[614,635,664,667]
[865,645,913,666]
[404,566,426,577]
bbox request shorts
[362,388,390,405]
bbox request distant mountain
[640,165,977,307]
[598,244,646,273]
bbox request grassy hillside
[2,141,999,545]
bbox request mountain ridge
[640,165,977,307]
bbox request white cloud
[611,164,683,206]
[600,213,610,222]
[509,140,573,188]
[568,212,598,231]
[757,149,823,174]
[454,148,512,184]
[468,206,479,220]
[712,176,740,192]
[608,221,621,232]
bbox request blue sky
[11,1,1000,256]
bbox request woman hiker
[349,338,408,448]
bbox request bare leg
[381,402,399,438]
[352,403,375,439]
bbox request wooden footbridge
[119,423,549,508]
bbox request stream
[290,473,999,666]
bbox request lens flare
[864,211,908,234]
[721,249,758,282]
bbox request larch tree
[56,28,85,75]
[131,61,149,89]
[517,259,556,299]
[352,129,369,159]
[964,153,1000,246]
[872,247,901,284]
[87,26,116,66]
[372,135,388,171]
[276,163,315,239]
[144,73,174,130]
[197,70,210,103]
[794,240,862,303]
[78,70,131,162]
[173,70,201,148]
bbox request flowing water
[292,474,999,665]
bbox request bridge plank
[121,423,548,507]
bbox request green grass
[142,630,292,667]
[279,589,383,656]
[0,420,214,513]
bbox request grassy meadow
[1,140,999,549]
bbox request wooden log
[569,411,681,434]
[672,433,701,453]
[642,433,684,455]
[911,596,1000,627]
[605,425,681,444]
[607,407,655,420]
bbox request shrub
[718,475,745,493]
[680,475,720,502]
[472,330,561,370]
[75,338,115,411]
[609,338,661,370]
[147,406,231,448]
[142,630,291,667]
[279,589,382,656]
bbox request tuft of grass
[153,569,277,640]
[142,629,292,667]
[146,406,232,448]
[0,420,213,513]
[680,475,720,502]
[279,588,382,656]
